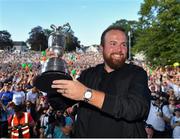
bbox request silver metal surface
[34,23,72,92]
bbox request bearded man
[50,26,151,138]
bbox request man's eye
[122,43,127,47]
[110,42,116,46]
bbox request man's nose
[115,45,123,52]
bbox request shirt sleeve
[101,69,151,121]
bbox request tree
[133,0,180,66]
[0,30,13,50]
[43,29,52,38]
[27,26,48,51]
[27,24,80,52]
[112,19,140,44]
[65,29,80,52]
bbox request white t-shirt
[26,91,38,104]
[12,91,25,105]
[171,116,180,138]
[146,101,172,131]
[40,114,49,129]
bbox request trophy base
[33,71,72,93]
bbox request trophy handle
[50,24,57,31]
[62,23,71,32]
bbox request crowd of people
[0,36,179,138]
[0,50,104,138]
[143,63,180,138]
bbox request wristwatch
[83,88,93,102]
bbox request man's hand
[51,80,105,109]
[51,80,87,101]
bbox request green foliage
[26,24,80,52]
[26,26,48,51]
[43,29,52,37]
[110,19,139,35]
[65,29,80,52]
[133,0,180,66]
[110,19,142,60]
[0,30,13,50]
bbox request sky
[0,0,144,46]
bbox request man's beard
[103,52,126,70]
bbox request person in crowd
[46,109,66,138]
[168,97,177,115]
[6,101,15,118]
[0,100,8,138]
[50,26,151,137]
[0,82,13,106]
[146,93,172,138]
[25,100,37,121]
[55,110,65,127]
[45,113,62,138]
[171,104,180,138]
[38,108,49,138]
[26,87,39,105]
[36,96,49,123]
[166,78,180,100]
[167,89,176,99]
[0,83,13,138]
[145,124,154,138]
[8,104,35,138]
[60,107,74,138]
[26,86,39,118]
[44,106,58,138]
[12,84,25,106]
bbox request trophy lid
[48,23,71,49]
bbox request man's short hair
[100,26,126,47]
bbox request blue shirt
[0,91,13,106]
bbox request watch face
[85,91,92,99]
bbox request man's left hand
[51,80,87,101]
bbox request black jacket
[73,63,151,138]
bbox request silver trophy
[33,23,72,93]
